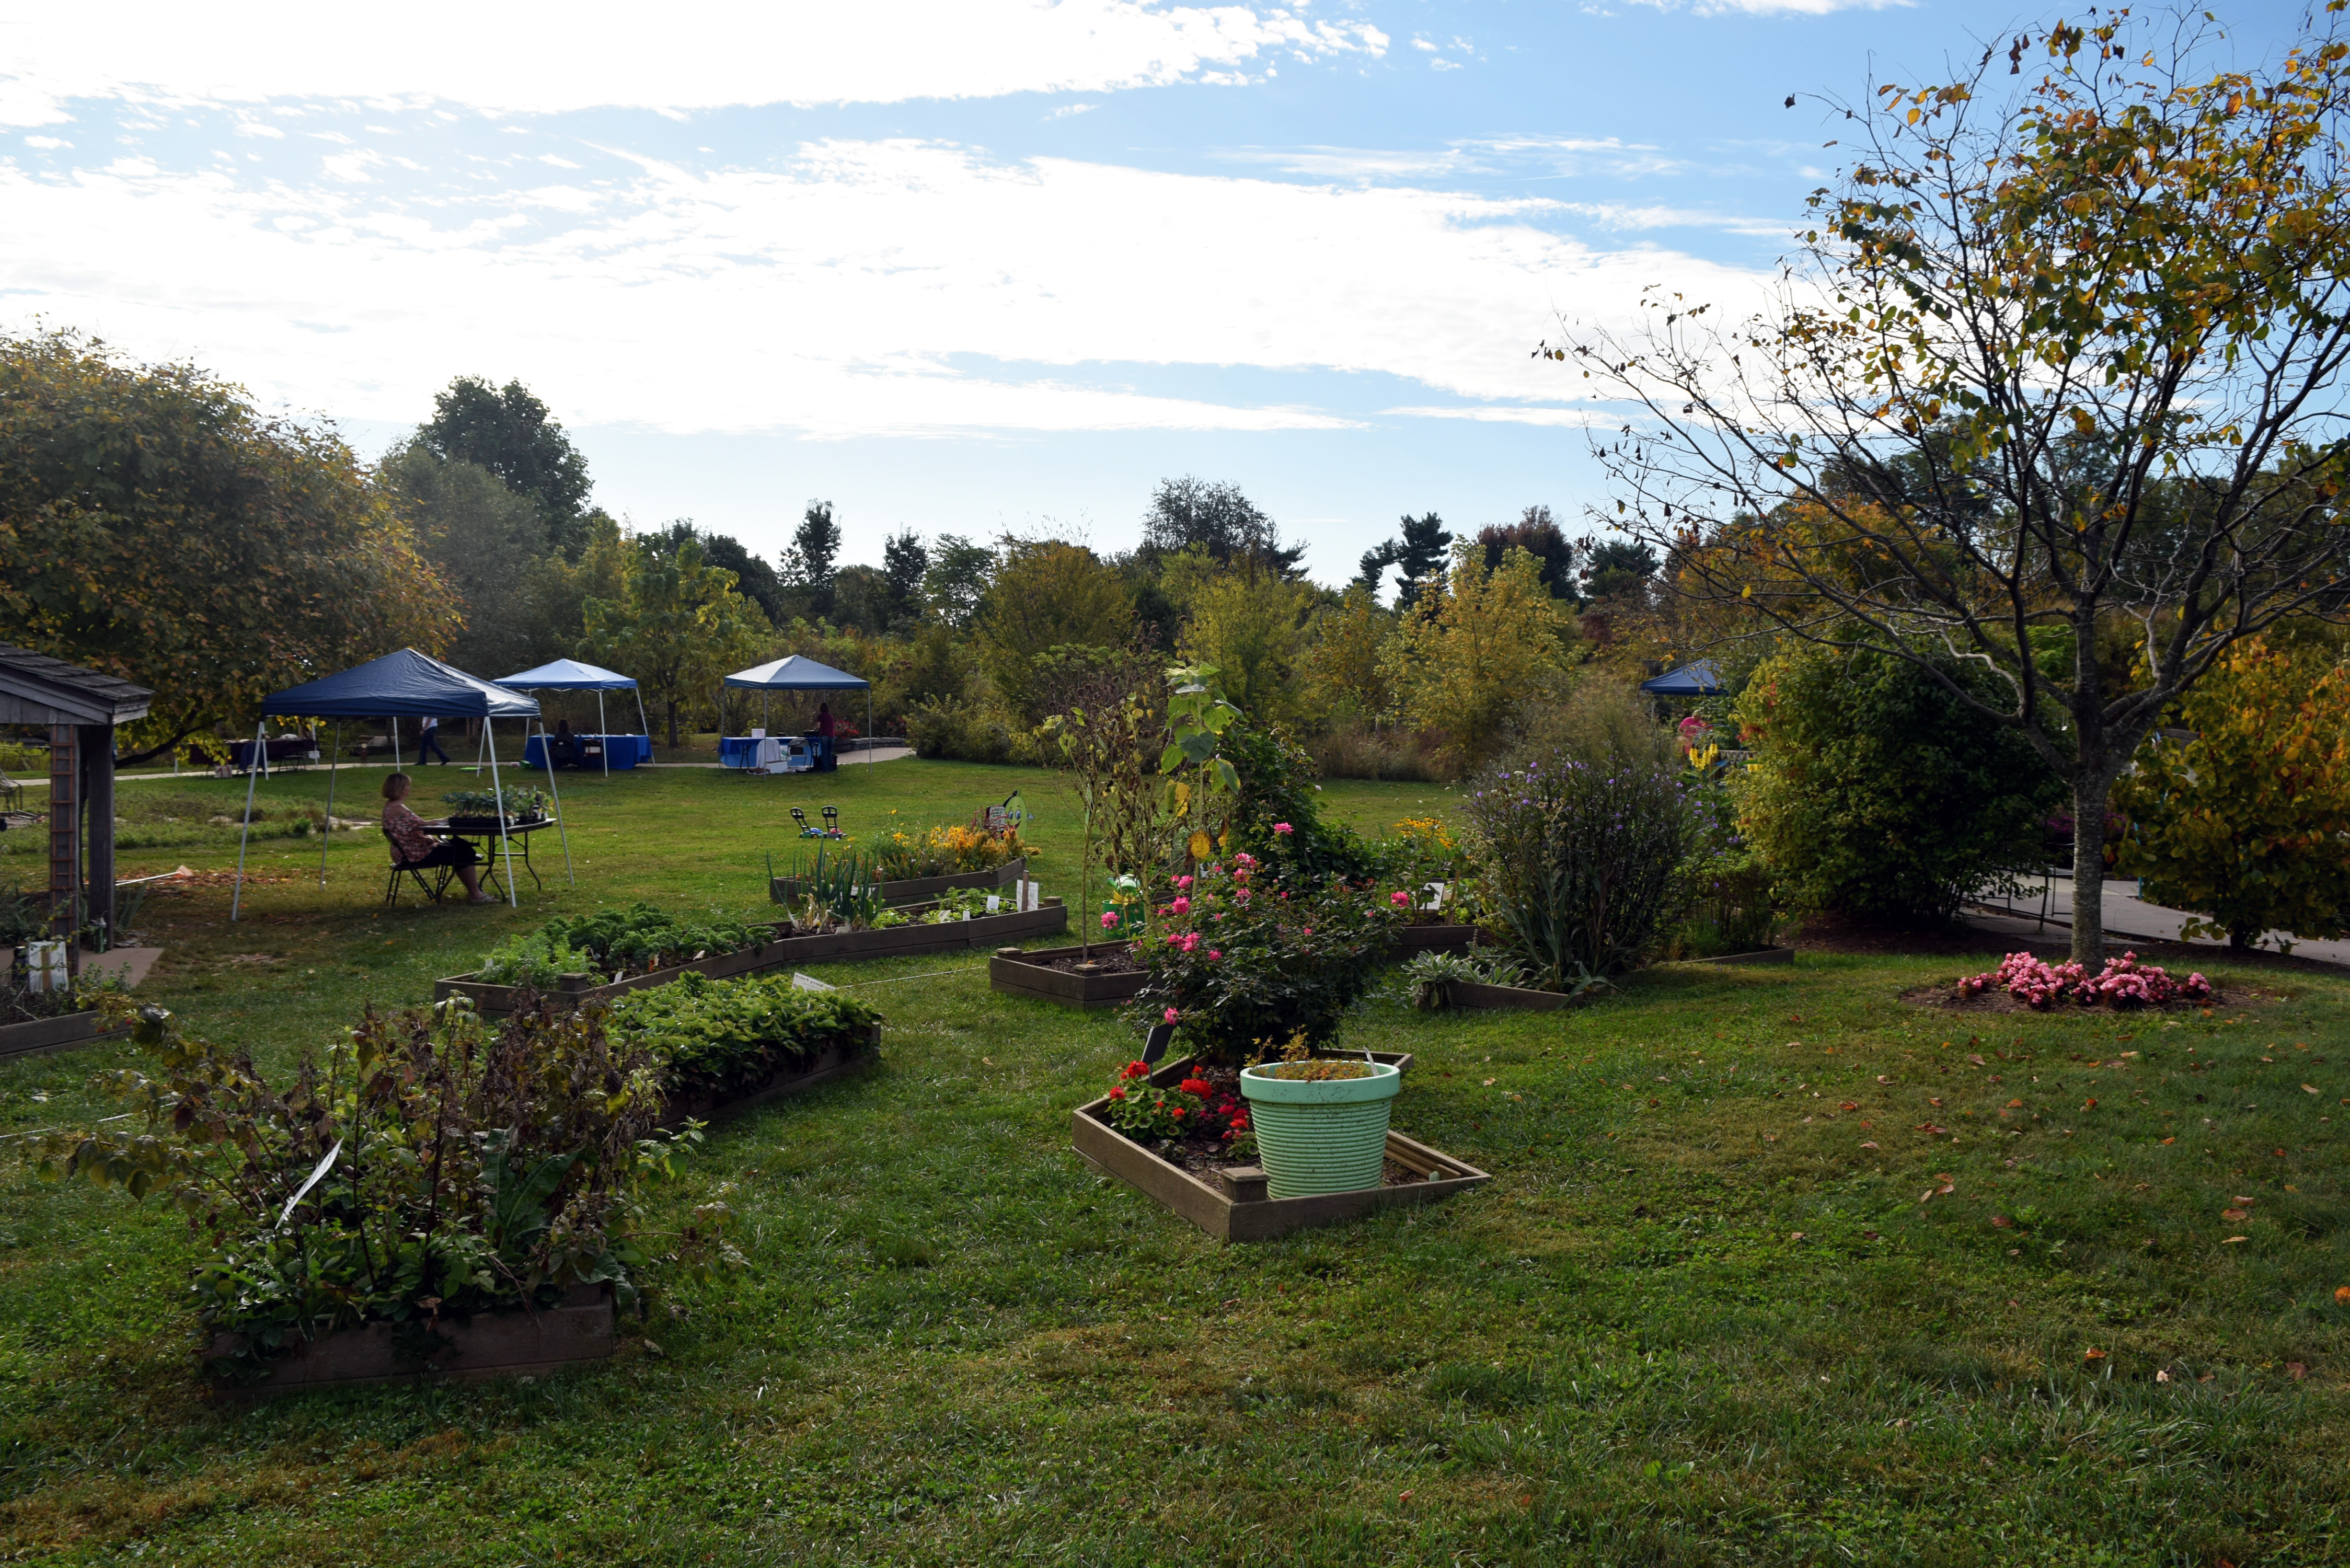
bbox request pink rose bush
[1958,950,2211,1010]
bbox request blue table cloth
[523,733,650,770]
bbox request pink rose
[1164,1006,1180,1024]
[1303,927,1312,937]
[1100,910,1120,928]
[1272,822,1293,835]
[1170,896,1191,915]
[1176,874,1193,889]
[1390,891,1411,907]
[1207,949,1222,961]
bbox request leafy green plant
[1130,852,1407,1065]
[605,971,883,1101]
[780,843,892,931]
[33,997,735,1379]
[478,902,765,984]
[917,887,1001,924]
[1099,1058,1249,1148]
[1401,949,1480,1011]
[442,786,551,818]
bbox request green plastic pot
[1238,1060,1402,1199]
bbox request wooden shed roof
[0,644,153,727]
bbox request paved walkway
[113,745,914,781]
[1971,873,2350,966]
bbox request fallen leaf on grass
[2336,1286,2350,1304]
[2236,1196,2257,1205]
[1876,1075,1892,1085]
[1860,1140,1879,1150]
[2221,1208,2251,1223]
[2083,1098,2099,1109]
[1992,1215,2014,1229]
[2156,1369,2171,1383]
[2084,1348,2107,1361]
[2289,1363,2308,1380]
[1929,1097,1945,1108]
[1840,1101,1858,1111]
[1968,1053,1986,1066]
[2162,1137,2175,1145]
[1398,1490,1414,1504]
[1915,1123,1948,1135]
[2008,1099,2024,1108]
[2224,1236,2250,1244]
[1482,1078,1496,1087]
[2305,1085,2321,1095]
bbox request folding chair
[0,764,20,814]
[382,827,452,906]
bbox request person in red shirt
[382,773,490,903]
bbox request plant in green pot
[1239,1037,1401,1198]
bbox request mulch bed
[1035,948,1146,977]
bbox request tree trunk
[2070,774,2111,968]
[667,700,681,750]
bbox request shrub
[1460,747,1699,990]
[1220,718,1373,885]
[1130,852,1408,1065]
[35,998,734,1378]
[606,971,882,1100]
[1734,645,2063,926]
[906,694,1020,764]
[2115,639,2350,950]
[1307,725,1444,782]
[1957,951,2210,1009]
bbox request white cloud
[1048,102,1099,119]
[22,133,67,148]
[1385,405,1614,426]
[1559,201,1787,236]
[1412,36,1440,51]
[0,140,1767,437]
[232,121,284,139]
[0,3,1391,124]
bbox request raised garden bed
[0,1009,128,1062]
[1073,1052,1489,1241]
[1444,978,1591,1012]
[436,900,1067,1016]
[655,1025,882,1128]
[989,942,1148,1009]
[1392,923,1478,956]
[211,1284,614,1397]
[771,856,1028,908]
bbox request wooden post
[45,726,76,957]
[78,724,113,945]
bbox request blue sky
[0,1,2316,587]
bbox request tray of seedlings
[606,970,886,1126]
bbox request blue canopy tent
[1638,660,1725,698]
[722,655,872,768]
[494,658,651,779]
[232,648,569,918]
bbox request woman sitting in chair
[382,771,491,903]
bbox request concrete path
[113,745,914,781]
[1971,872,2350,966]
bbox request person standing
[419,714,452,766]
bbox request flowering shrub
[863,820,1032,881]
[1130,852,1407,1064]
[1100,1060,1250,1145]
[1461,748,1700,990]
[1957,950,2211,1009]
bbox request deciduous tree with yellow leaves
[1383,546,1573,774]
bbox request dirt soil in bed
[1034,946,1146,976]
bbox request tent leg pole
[489,723,517,908]
[597,693,609,779]
[319,720,341,888]
[866,691,872,763]
[537,719,573,886]
[635,690,650,759]
[231,719,263,922]
[391,717,400,771]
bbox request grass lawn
[3,758,2346,1564]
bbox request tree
[1142,476,1304,574]
[1304,586,1395,724]
[1383,546,1572,773]
[418,376,594,557]
[881,531,929,627]
[923,534,994,629]
[0,329,455,761]
[1477,506,1577,599]
[1735,644,2064,927]
[975,540,1134,719]
[1176,567,1316,722]
[1356,512,1453,607]
[2117,639,2350,950]
[784,500,842,618]
[691,531,785,627]
[379,442,551,677]
[830,564,893,632]
[1560,14,2350,963]
[1578,538,1658,604]
[583,535,764,747]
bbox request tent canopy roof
[263,648,539,719]
[1638,659,1725,697]
[723,655,869,692]
[496,658,638,691]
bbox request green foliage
[1220,718,1372,884]
[33,998,731,1377]
[1734,645,2061,925]
[1462,743,1700,990]
[417,375,595,555]
[0,328,458,761]
[976,541,1134,720]
[2117,640,2350,949]
[479,902,766,985]
[382,441,557,675]
[441,786,550,818]
[605,971,881,1100]
[1130,855,1406,1065]
[584,534,765,747]
[776,843,893,931]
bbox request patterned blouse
[383,801,436,863]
